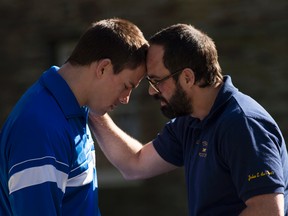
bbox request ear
[93,58,112,78]
[182,68,195,87]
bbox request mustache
[153,94,176,119]
[153,94,166,102]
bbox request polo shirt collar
[202,75,238,124]
[40,66,85,118]
[213,75,238,109]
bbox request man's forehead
[147,45,164,61]
[146,45,165,75]
[129,64,146,87]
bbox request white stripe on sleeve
[8,165,68,194]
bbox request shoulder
[2,81,70,150]
[218,90,274,128]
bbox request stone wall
[0,0,287,215]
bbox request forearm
[239,193,284,216]
[88,113,144,179]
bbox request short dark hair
[67,18,149,74]
[149,24,222,87]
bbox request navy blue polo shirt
[0,66,101,215]
[153,76,288,215]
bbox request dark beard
[154,83,192,119]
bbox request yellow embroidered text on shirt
[248,170,275,182]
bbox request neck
[58,63,89,106]
[191,82,223,120]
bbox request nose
[119,96,130,104]
[148,85,158,96]
[119,90,131,104]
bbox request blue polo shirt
[0,66,101,215]
[153,76,288,215]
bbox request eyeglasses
[146,69,184,93]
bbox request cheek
[161,86,174,100]
[106,79,125,101]
[109,86,124,101]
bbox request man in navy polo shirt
[0,18,148,215]
[89,23,288,215]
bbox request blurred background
[0,0,287,215]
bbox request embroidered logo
[198,140,208,157]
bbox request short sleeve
[219,115,286,201]
[153,118,185,167]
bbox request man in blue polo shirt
[0,18,148,215]
[89,24,288,215]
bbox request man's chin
[160,107,176,119]
[160,100,167,106]
[89,108,107,117]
